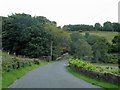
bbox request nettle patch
[2,57,40,72]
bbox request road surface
[9,60,103,88]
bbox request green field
[80,31,118,43]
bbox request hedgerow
[69,58,120,75]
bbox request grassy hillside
[80,31,118,43]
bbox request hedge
[69,59,120,85]
[2,57,40,72]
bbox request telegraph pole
[50,41,53,61]
[118,1,120,69]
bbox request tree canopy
[62,21,120,32]
[2,13,119,63]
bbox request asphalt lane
[9,60,103,88]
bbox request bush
[69,59,98,72]
[104,54,118,64]
[33,59,40,65]
[2,56,40,72]
[69,58,119,75]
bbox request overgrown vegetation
[2,51,50,88]
[2,52,40,72]
[69,58,120,75]
[67,67,119,90]
[69,32,119,63]
[1,13,119,88]
[2,13,119,62]
[2,14,70,59]
[68,58,119,89]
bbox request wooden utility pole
[118,1,120,23]
[50,41,53,61]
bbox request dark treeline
[62,22,120,32]
[1,13,120,63]
[2,13,70,60]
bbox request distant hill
[80,31,118,43]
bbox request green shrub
[2,57,39,72]
[69,59,98,71]
[110,69,120,75]
[69,58,119,75]
[33,59,40,65]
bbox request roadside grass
[80,31,118,43]
[2,61,50,88]
[67,66,119,90]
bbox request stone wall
[70,65,120,85]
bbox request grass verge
[67,66,119,90]
[2,61,50,88]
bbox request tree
[70,32,85,42]
[2,13,52,58]
[35,16,51,25]
[103,21,113,31]
[85,33,110,62]
[70,32,85,55]
[75,39,93,61]
[112,34,120,44]
[111,34,120,53]
[85,34,98,46]
[92,37,109,62]
[0,16,2,49]
[69,32,93,61]
[44,24,70,59]
[94,23,102,31]
[112,23,120,32]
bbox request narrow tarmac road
[9,60,103,88]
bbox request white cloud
[0,0,119,26]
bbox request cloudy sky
[0,0,119,26]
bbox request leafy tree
[44,24,70,59]
[35,16,51,25]
[112,34,120,43]
[94,23,102,31]
[70,32,85,55]
[0,16,2,49]
[75,39,93,61]
[112,23,120,32]
[85,33,110,62]
[70,32,93,61]
[103,21,113,31]
[22,26,52,57]
[111,34,120,53]
[2,13,52,58]
[70,32,85,42]
[92,37,109,62]
[85,34,98,45]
